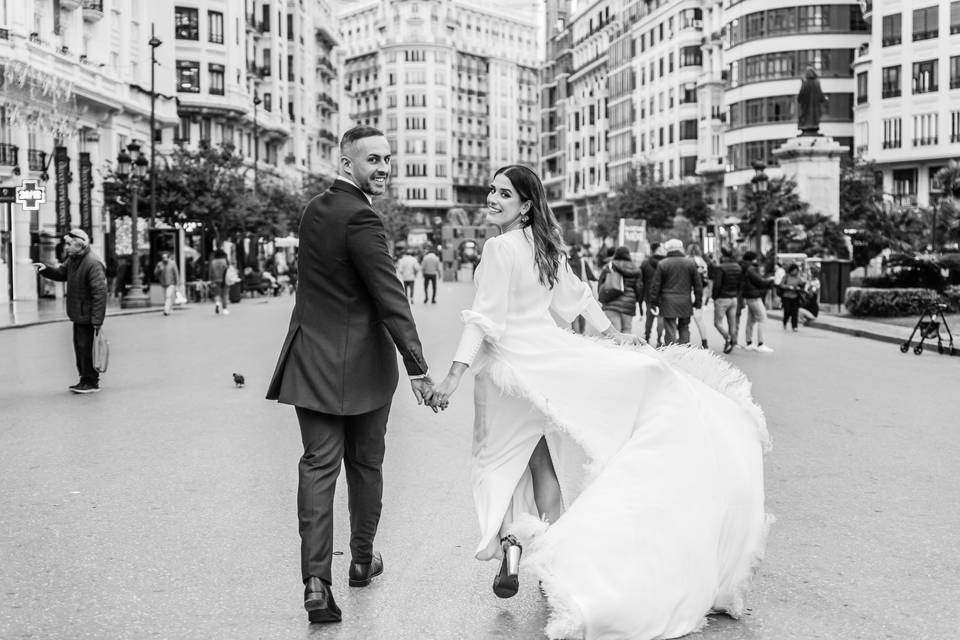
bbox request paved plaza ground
[1,281,958,639]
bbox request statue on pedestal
[797,67,828,137]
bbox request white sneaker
[744,344,757,351]
[222,309,230,315]
[756,344,774,353]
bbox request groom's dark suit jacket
[266,180,428,415]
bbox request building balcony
[0,28,9,40]
[82,0,103,20]
[27,149,46,172]
[0,143,19,167]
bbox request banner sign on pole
[618,218,648,262]
[54,146,70,236]
[78,152,93,238]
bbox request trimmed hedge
[844,287,941,317]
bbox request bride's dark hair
[493,165,566,289]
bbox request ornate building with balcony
[172,0,342,184]
[338,0,539,215]
[853,0,960,209]
[722,1,867,213]
[0,0,179,302]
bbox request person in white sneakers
[739,251,775,352]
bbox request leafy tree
[780,212,849,258]
[373,194,411,247]
[740,176,809,244]
[839,161,928,266]
[609,169,711,233]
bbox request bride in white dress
[429,165,771,640]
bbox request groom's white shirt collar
[336,176,372,205]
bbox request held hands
[410,376,438,413]
[426,362,469,412]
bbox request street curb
[767,310,959,356]
[0,306,181,332]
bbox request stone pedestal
[772,136,847,222]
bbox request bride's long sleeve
[551,257,612,332]
[452,237,514,366]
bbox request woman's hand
[601,327,646,347]
[430,362,469,411]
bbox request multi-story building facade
[0,0,179,303]
[853,0,960,208]
[0,0,342,303]
[173,0,341,182]
[338,0,539,215]
[722,1,868,212]
[540,0,573,222]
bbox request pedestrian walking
[711,246,743,354]
[208,249,230,315]
[420,248,442,303]
[639,242,666,346]
[686,242,710,348]
[649,238,703,346]
[154,252,180,316]
[567,245,597,334]
[779,263,806,332]
[33,229,107,394]
[598,245,643,333]
[799,270,821,325]
[740,251,775,352]
[425,165,768,639]
[266,126,434,624]
[396,250,420,302]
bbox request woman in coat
[598,245,643,333]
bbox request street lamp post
[773,215,793,268]
[750,160,769,255]
[118,142,151,309]
[253,91,261,195]
[148,24,161,228]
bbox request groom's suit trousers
[296,403,390,584]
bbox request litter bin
[228,281,243,303]
[818,259,852,308]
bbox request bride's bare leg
[528,436,563,524]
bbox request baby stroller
[900,302,955,356]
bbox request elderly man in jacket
[35,229,108,393]
[649,238,703,346]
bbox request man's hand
[33,262,45,272]
[410,376,436,412]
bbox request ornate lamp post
[750,160,769,255]
[117,141,151,309]
[149,25,162,228]
[253,91,262,196]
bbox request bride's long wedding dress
[451,228,771,640]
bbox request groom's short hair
[340,125,385,154]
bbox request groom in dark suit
[266,125,434,623]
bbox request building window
[208,63,224,95]
[913,59,938,94]
[882,117,901,149]
[951,110,960,142]
[892,168,917,203]
[798,5,827,30]
[912,6,939,41]
[679,119,698,140]
[175,6,199,40]
[857,71,868,104]
[176,117,191,143]
[882,13,901,46]
[263,92,272,112]
[952,1,960,34]
[913,113,938,146]
[680,46,701,67]
[952,56,960,89]
[435,188,447,200]
[176,60,200,92]
[208,10,223,44]
[882,65,901,98]
[199,117,211,144]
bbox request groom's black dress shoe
[304,577,341,623]
[348,551,383,587]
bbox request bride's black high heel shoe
[493,535,522,598]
